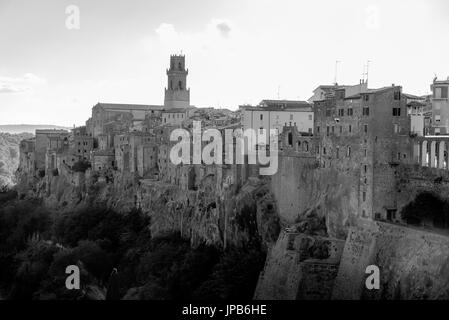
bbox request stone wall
[254,231,345,300]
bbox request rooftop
[259,99,311,109]
[95,103,164,111]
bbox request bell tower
[164,54,190,109]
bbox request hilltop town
[14,54,449,299]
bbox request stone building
[35,129,69,171]
[164,54,191,109]
[18,139,36,177]
[430,77,449,134]
[242,100,314,145]
[308,81,368,103]
[137,143,158,178]
[314,85,417,221]
[92,150,115,172]
[162,108,189,125]
[90,103,163,138]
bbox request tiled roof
[96,103,164,111]
[260,100,311,109]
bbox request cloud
[0,73,46,94]
[150,18,237,56]
[215,21,231,38]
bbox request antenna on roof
[334,60,341,85]
[362,60,371,85]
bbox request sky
[0,0,449,126]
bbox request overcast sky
[1,0,449,126]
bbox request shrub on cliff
[72,160,91,173]
[400,191,449,228]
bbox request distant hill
[0,124,70,134]
[0,132,34,187]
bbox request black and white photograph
[1,0,449,316]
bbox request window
[338,109,344,117]
[308,114,313,120]
[347,108,353,116]
[435,115,441,123]
[326,126,330,136]
[397,153,401,160]
[394,124,400,133]
[260,114,263,120]
[392,108,401,116]
[364,149,367,157]
[178,62,182,70]
[339,126,343,133]
[331,126,335,134]
[394,91,401,100]
[178,81,183,90]
[317,126,320,133]
[363,107,370,116]
[326,109,331,117]
[347,146,351,157]
[336,147,340,159]
[363,192,366,202]
[349,125,352,133]
[364,165,367,173]
[441,87,448,99]
[323,147,326,155]
[363,95,369,102]
[364,124,368,133]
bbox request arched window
[178,62,182,70]
[178,81,183,90]
[288,132,293,146]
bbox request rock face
[254,231,345,300]
[271,154,359,239]
[18,167,281,250]
[0,132,33,187]
[333,221,449,300]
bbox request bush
[400,192,449,228]
[72,160,90,173]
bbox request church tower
[164,54,190,109]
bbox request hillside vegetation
[0,132,33,187]
[0,194,265,300]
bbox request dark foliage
[400,192,449,228]
[0,200,266,300]
[72,160,91,173]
